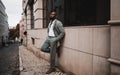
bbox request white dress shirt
[48,20,56,37]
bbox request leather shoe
[46,68,56,74]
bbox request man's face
[50,12,56,19]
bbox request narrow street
[0,43,66,75]
[0,43,19,75]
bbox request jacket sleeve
[56,22,65,41]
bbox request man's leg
[46,38,57,74]
[50,41,57,69]
[41,39,50,53]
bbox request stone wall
[26,26,110,75]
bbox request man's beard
[50,17,55,21]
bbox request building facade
[0,0,9,47]
[19,18,27,45]
[22,0,120,75]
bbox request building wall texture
[19,19,25,38]
[19,18,27,45]
[0,0,9,47]
[22,0,120,75]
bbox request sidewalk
[19,46,66,75]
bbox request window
[44,0,110,27]
[44,0,64,28]
[29,0,34,29]
[64,0,110,26]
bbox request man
[41,10,65,74]
[21,38,23,45]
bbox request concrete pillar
[111,0,120,20]
[108,0,120,75]
[34,0,43,28]
[27,6,31,29]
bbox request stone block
[78,28,93,54]
[111,26,120,60]
[34,10,43,20]
[111,64,120,75]
[64,28,79,50]
[93,56,110,75]
[34,0,43,10]
[58,47,93,75]
[34,19,43,28]
[93,27,110,57]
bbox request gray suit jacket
[48,19,65,43]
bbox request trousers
[41,36,57,69]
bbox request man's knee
[41,46,45,51]
[40,46,50,53]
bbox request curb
[19,46,23,71]
[19,57,23,71]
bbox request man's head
[50,10,57,20]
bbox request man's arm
[56,22,65,41]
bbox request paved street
[0,43,66,75]
[0,43,19,75]
[19,46,66,75]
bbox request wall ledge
[108,20,120,25]
[108,58,120,65]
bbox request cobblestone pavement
[19,46,66,75]
[0,43,19,75]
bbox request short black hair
[51,9,56,13]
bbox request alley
[0,43,19,75]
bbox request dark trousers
[41,36,57,69]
